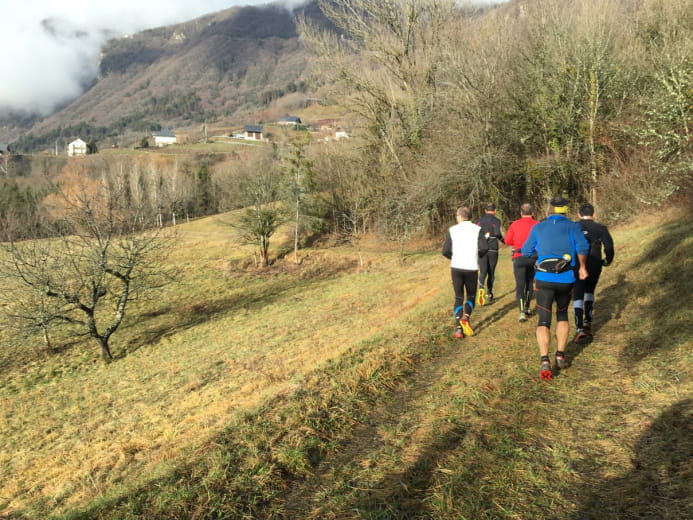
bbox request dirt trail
[278,243,661,518]
[280,332,469,518]
[279,282,524,517]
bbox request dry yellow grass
[0,213,448,515]
[0,206,690,519]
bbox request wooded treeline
[301,0,691,232]
[2,0,691,244]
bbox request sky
[0,0,296,117]
[0,0,506,118]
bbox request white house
[153,128,177,147]
[67,138,88,157]
[277,115,302,126]
[244,125,264,140]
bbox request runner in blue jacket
[521,196,589,380]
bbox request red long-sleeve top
[504,216,539,259]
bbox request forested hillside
[298,0,691,232]
[5,0,691,232]
[6,1,330,151]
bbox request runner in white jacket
[442,206,489,338]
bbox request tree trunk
[41,324,54,352]
[98,337,113,362]
[588,69,599,204]
[294,203,300,265]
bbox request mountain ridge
[2,1,328,150]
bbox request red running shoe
[539,361,553,380]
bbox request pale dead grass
[1,208,689,518]
[278,206,691,519]
[0,213,449,515]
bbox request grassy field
[0,208,690,519]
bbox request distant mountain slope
[7,1,328,149]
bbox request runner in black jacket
[475,202,503,305]
[573,203,615,342]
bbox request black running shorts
[535,280,574,327]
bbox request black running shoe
[584,322,593,337]
[574,329,588,344]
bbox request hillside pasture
[0,213,446,517]
[0,207,690,519]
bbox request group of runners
[442,195,615,380]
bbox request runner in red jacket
[504,203,539,322]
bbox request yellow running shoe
[459,317,474,337]
[476,288,486,306]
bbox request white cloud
[0,0,504,117]
[0,1,290,116]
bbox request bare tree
[0,149,9,177]
[0,173,174,361]
[282,135,317,264]
[299,0,455,181]
[230,150,284,267]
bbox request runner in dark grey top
[476,202,503,305]
[573,203,615,342]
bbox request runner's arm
[577,254,588,280]
[478,228,489,256]
[442,231,453,259]
[602,227,615,265]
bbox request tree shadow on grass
[617,218,692,366]
[568,214,691,370]
[118,262,356,358]
[586,272,628,337]
[573,399,693,520]
[117,285,290,358]
[562,272,630,369]
[345,421,468,518]
[474,299,517,334]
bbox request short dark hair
[485,202,496,211]
[579,203,595,216]
[457,206,472,220]
[520,203,533,216]
[549,195,569,207]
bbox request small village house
[153,128,177,147]
[277,116,302,126]
[244,125,264,140]
[67,138,88,157]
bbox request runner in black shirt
[573,203,615,343]
[476,202,503,305]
